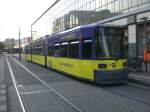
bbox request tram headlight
[112,63,116,68]
[98,64,107,69]
[123,62,127,67]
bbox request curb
[0,82,7,112]
[128,74,150,86]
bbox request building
[14,37,31,52]
[32,0,150,62]
[52,9,120,32]
[4,38,15,52]
[4,37,31,53]
[21,37,31,52]
[14,37,31,48]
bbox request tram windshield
[96,27,125,59]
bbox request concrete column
[128,24,137,58]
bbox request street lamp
[19,27,21,60]
[11,38,14,56]
[30,26,32,62]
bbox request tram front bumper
[94,69,129,84]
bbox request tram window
[39,48,43,55]
[54,43,60,57]
[69,41,79,58]
[32,47,36,54]
[82,39,92,59]
[35,45,43,55]
[60,42,68,57]
[35,48,37,54]
[48,46,53,56]
[28,48,31,54]
[25,47,31,54]
[95,29,105,58]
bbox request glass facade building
[32,0,150,40]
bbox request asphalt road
[3,54,150,112]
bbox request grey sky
[0,0,55,41]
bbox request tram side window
[25,47,31,54]
[32,47,35,54]
[27,48,31,54]
[32,45,43,55]
[82,39,92,59]
[35,47,38,55]
[39,47,43,55]
[39,47,44,55]
[60,42,68,57]
[95,29,104,58]
[69,41,79,58]
[48,46,53,56]
[37,46,43,55]
[54,43,60,57]
[32,48,34,54]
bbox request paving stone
[0,100,6,105]
[0,57,6,112]
[129,73,150,85]
[0,90,6,95]
[0,105,7,112]
[0,85,6,89]
[51,81,150,112]
[0,96,6,102]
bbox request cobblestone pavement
[0,55,7,112]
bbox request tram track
[126,82,150,91]
[100,82,150,106]
[6,54,150,112]
[6,55,27,112]
[7,55,83,112]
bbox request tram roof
[47,23,124,44]
[47,23,98,43]
[52,23,98,36]
[48,23,123,36]
[25,23,124,47]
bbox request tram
[25,23,129,84]
[25,43,32,61]
[31,38,46,66]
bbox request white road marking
[18,85,23,87]
[6,55,26,112]
[11,56,83,112]
[127,82,150,90]
[20,90,48,95]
